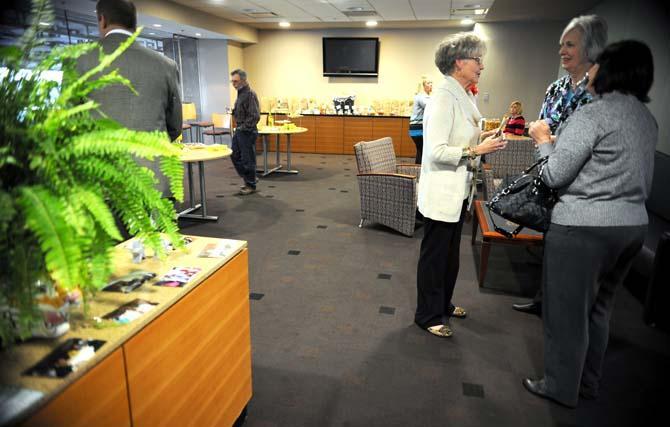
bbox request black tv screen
[323,37,379,77]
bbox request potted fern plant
[0,0,184,343]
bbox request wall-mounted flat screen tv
[323,37,380,77]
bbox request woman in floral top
[539,15,608,134]
[513,15,608,316]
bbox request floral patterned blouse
[539,74,592,133]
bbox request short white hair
[434,32,486,75]
[561,15,608,63]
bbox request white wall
[474,21,565,119]
[241,24,564,120]
[227,41,245,107]
[587,0,670,154]
[197,39,231,121]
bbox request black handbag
[486,157,557,238]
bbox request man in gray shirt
[230,69,260,195]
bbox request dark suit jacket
[77,33,182,194]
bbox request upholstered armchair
[482,136,537,200]
[354,137,420,236]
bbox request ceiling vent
[342,10,378,18]
[245,11,279,19]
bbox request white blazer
[418,75,482,222]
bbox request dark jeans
[231,130,258,188]
[415,203,467,328]
[542,223,645,406]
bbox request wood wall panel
[372,118,403,155]
[290,116,316,153]
[399,118,417,160]
[124,250,251,427]
[24,349,131,427]
[314,116,344,154]
[343,117,373,155]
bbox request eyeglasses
[463,57,483,65]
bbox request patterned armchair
[482,136,537,200]
[354,137,420,236]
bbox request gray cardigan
[539,92,658,227]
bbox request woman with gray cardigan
[524,40,657,407]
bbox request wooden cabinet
[372,118,404,156]
[123,250,251,427]
[24,349,131,427]
[255,115,410,157]
[19,244,251,427]
[290,116,316,153]
[343,117,373,155]
[315,116,344,154]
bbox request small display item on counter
[102,299,158,325]
[199,240,236,258]
[154,266,202,287]
[23,339,106,378]
[102,271,156,293]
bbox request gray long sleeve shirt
[539,92,658,227]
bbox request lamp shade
[182,103,197,121]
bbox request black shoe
[513,301,542,315]
[522,378,575,408]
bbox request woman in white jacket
[415,33,506,338]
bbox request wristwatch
[462,146,477,159]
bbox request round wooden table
[179,145,232,221]
[256,126,308,176]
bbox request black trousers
[542,223,645,406]
[409,123,423,164]
[415,203,467,328]
[231,130,258,188]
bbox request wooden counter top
[0,236,247,425]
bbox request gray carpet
[177,152,670,427]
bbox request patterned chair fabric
[354,138,419,236]
[483,137,537,200]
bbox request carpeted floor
[177,151,670,427]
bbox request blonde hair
[509,100,523,114]
[416,76,432,95]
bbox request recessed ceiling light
[279,21,291,28]
[474,9,487,15]
[366,20,378,27]
[461,18,475,25]
[39,22,50,26]
[152,24,162,28]
[348,7,364,11]
[195,33,202,36]
[464,4,481,7]
[149,32,155,35]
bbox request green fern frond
[19,186,82,288]
[73,187,123,241]
[159,156,184,202]
[71,129,180,160]
[39,100,99,133]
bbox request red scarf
[468,84,478,96]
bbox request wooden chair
[203,113,231,144]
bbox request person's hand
[474,135,507,156]
[480,129,497,139]
[529,120,552,144]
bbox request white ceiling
[170,0,496,25]
[55,0,604,38]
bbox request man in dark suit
[77,0,182,196]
